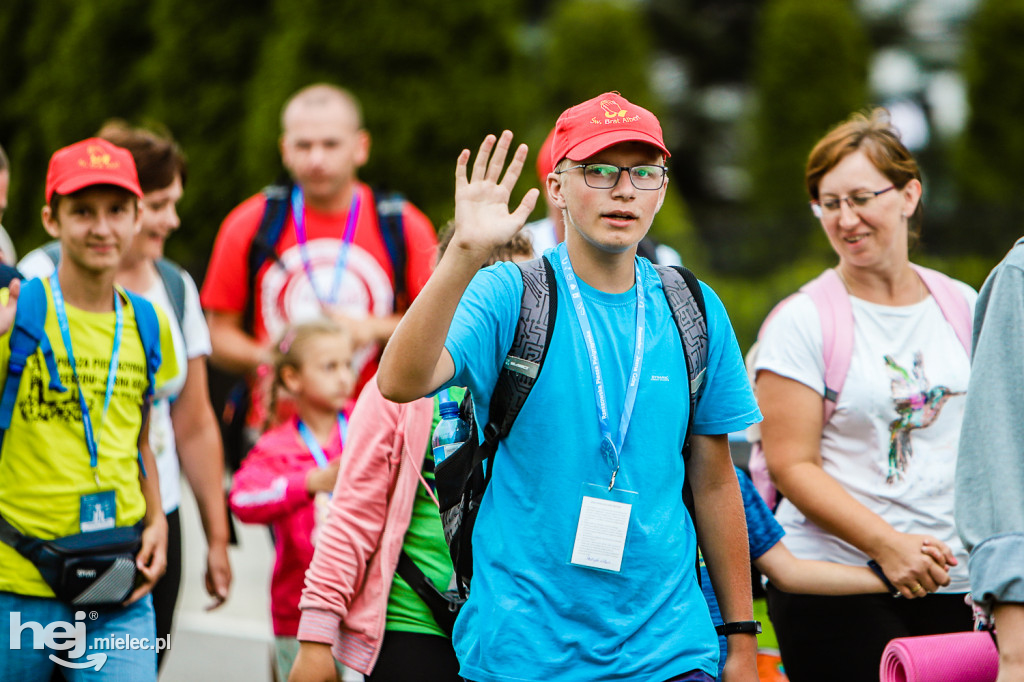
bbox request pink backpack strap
[911,264,972,357]
[745,270,849,508]
[800,269,852,424]
[747,295,802,509]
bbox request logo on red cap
[599,99,627,119]
[78,145,122,172]
[590,98,641,126]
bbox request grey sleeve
[955,247,1024,610]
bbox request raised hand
[451,131,539,261]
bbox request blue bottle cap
[439,400,460,418]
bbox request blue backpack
[0,277,162,451]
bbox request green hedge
[744,0,869,274]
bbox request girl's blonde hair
[264,317,350,431]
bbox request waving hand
[451,130,539,262]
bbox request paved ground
[160,480,361,682]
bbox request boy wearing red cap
[0,138,178,680]
[374,93,761,681]
[525,125,683,266]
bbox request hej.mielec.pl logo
[9,610,170,671]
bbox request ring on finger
[910,583,924,593]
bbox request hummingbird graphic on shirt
[884,352,962,483]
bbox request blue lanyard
[297,414,348,469]
[291,185,361,306]
[49,273,123,480]
[557,243,645,490]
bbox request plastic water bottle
[432,399,469,466]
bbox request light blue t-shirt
[442,251,761,682]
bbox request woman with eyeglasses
[751,108,975,681]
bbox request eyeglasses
[555,163,668,190]
[810,186,895,218]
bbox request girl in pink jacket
[230,318,354,681]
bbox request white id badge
[568,483,637,573]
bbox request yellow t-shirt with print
[0,279,178,597]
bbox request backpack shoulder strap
[122,288,162,400]
[374,189,407,312]
[244,182,292,333]
[40,240,62,267]
[800,269,852,424]
[911,264,972,356]
[154,258,187,331]
[0,278,48,432]
[654,263,709,584]
[655,265,708,405]
[484,256,558,445]
[0,278,66,451]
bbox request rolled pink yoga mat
[880,631,998,682]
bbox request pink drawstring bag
[880,631,998,682]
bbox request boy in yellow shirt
[0,138,178,680]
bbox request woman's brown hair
[97,119,187,194]
[805,108,923,244]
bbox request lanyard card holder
[568,483,638,574]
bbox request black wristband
[867,559,902,598]
[715,621,762,636]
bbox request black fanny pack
[0,512,141,608]
[395,549,465,638]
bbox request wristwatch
[715,621,762,636]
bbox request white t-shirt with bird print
[756,280,976,593]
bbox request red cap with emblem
[46,137,142,202]
[550,92,669,168]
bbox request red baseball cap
[550,92,669,168]
[45,137,143,203]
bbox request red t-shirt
[201,182,436,419]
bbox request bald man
[201,84,437,428]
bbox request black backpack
[435,255,709,597]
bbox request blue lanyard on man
[556,243,645,491]
[49,272,123,487]
[291,185,361,307]
[297,414,348,469]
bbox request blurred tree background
[0,0,1008,351]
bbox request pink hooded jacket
[295,376,434,674]
[229,415,345,636]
